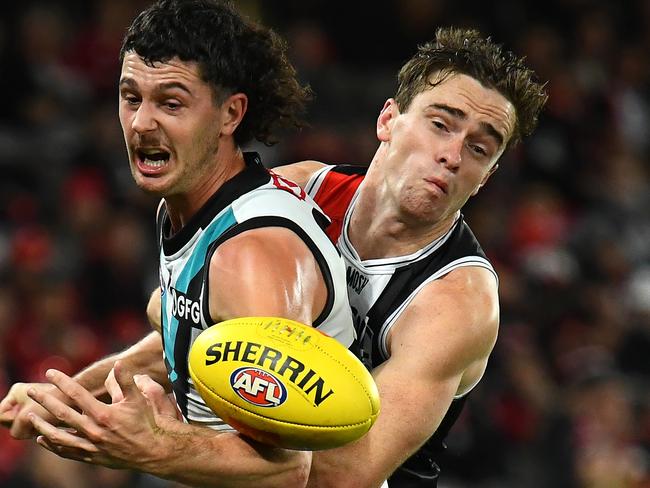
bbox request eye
[163,100,182,111]
[122,93,141,106]
[432,120,448,132]
[469,144,487,156]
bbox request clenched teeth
[143,158,168,168]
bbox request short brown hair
[395,27,548,147]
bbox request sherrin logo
[188,318,381,451]
[230,367,288,407]
[205,340,335,407]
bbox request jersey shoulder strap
[306,164,367,242]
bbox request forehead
[412,73,516,141]
[120,51,205,90]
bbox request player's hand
[26,361,178,470]
[0,382,63,439]
[132,373,182,423]
[105,364,180,422]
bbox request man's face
[378,73,516,224]
[118,52,224,197]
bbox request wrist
[139,418,182,478]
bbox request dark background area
[0,1,649,487]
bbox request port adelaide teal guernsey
[156,152,354,428]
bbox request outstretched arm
[0,331,166,439]
[26,227,330,488]
[28,362,309,488]
[308,267,499,488]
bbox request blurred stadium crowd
[0,0,649,487]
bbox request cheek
[118,110,135,137]
[185,112,220,144]
[461,167,490,194]
[397,125,428,150]
[197,123,221,153]
[166,120,201,155]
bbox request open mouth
[136,148,170,170]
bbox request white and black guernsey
[156,153,354,429]
[306,164,498,486]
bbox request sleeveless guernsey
[306,164,497,486]
[157,153,354,428]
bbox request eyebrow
[118,78,193,97]
[427,103,504,147]
[119,77,137,90]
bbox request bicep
[207,227,327,325]
[368,269,499,463]
[310,269,499,487]
[383,270,499,402]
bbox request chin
[405,202,444,221]
[133,175,169,197]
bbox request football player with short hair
[275,27,547,487]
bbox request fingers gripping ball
[188,317,380,450]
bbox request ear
[471,163,499,196]
[220,93,248,137]
[377,98,399,142]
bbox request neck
[348,155,458,259]
[166,147,246,232]
[349,196,458,260]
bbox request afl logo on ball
[230,367,288,407]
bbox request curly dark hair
[120,0,311,146]
[395,27,548,147]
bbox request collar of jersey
[340,189,461,271]
[161,152,270,255]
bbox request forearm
[308,439,381,488]
[145,422,310,488]
[307,364,455,488]
[75,331,167,399]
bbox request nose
[436,136,462,172]
[131,101,158,134]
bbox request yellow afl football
[188,316,380,450]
